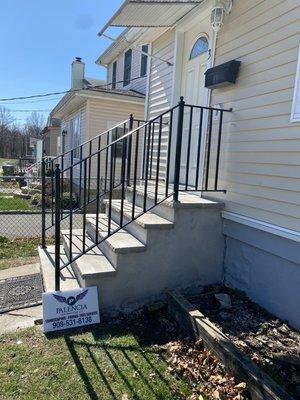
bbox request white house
[40,0,300,330]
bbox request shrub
[30,194,51,208]
[60,193,79,210]
[0,236,8,244]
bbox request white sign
[42,286,100,333]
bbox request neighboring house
[49,56,145,164]
[40,0,300,330]
[29,136,43,162]
[42,118,61,157]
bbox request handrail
[50,118,145,164]
[41,98,232,291]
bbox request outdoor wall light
[62,130,67,136]
[211,0,233,34]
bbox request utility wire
[8,109,51,113]
[0,74,147,102]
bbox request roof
[98,0,204,35]
[83,77,106,87]
[50,86,145,120]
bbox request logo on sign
[53,289,88,306]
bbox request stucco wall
[223,219,300,329]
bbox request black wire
[0,74,147,102]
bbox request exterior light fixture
[211,0,233,34]
[62,129,67,136]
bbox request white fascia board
[76,91,145,105]
[222,211,300,243]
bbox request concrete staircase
[39,184,224,315]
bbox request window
[190,37,209,60]
[112,61,117,89]
[291,45,300,122]
[140,44,149,77]
[108,123,128,158]
[70,115,81,159]
[123,49,132,86]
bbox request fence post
[173,96,185,202]
[126,114,134,186]
[41,158,46,248]
[54,164,61,292]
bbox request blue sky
[0,0,123,125]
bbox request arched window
[190,37,209,60]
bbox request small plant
[60,193,79,210]
[30,194,51,208]
[0,236,8,244]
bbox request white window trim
[222,211,300,243]
[290,44,300,123]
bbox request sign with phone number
[42,286,100,333]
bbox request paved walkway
[0,263,42,334]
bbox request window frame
[111,60,117,89]
[123,49,132,87]
[140,44,149,77]
[291,44,300,123]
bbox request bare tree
[0,106,14,132]
[25,111,46,137]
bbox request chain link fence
[0,175,83,238]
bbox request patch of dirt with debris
[165,338,248,399]
[150,310,250,399]
[189,285,300,399]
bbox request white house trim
[290,43,300,123]
[222,211,300,244]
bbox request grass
[0,196,31,211]
[0,317,193,400]
[0,237,53,270]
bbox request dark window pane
[140,44,148,77]
[112,127,128,158]
[112,61,117,89]
[123,49,132,86]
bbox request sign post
[42,286,100,333]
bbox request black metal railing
[41,98,232,291]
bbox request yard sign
[42,286,100,333]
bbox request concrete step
[86,213,146,267]
[61,229,116,287]
[104,199,173,243]
[126,184,224,221]
[38,245,80,292]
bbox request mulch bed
[0,273,43,313]
[189,285,300,399]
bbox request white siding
[87,98,145,180]
[107,46,148,94]
[146,29,175,179]
[209,0,300,232]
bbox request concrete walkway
[0,263,42,334]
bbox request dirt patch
[189,285,300,399]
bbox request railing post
[126,114,134,186]
[54,164,61,292]
[173,96,185,202]
[41,157,46,249]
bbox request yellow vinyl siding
[209,0,300,232]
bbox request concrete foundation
[223,219,300,330]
